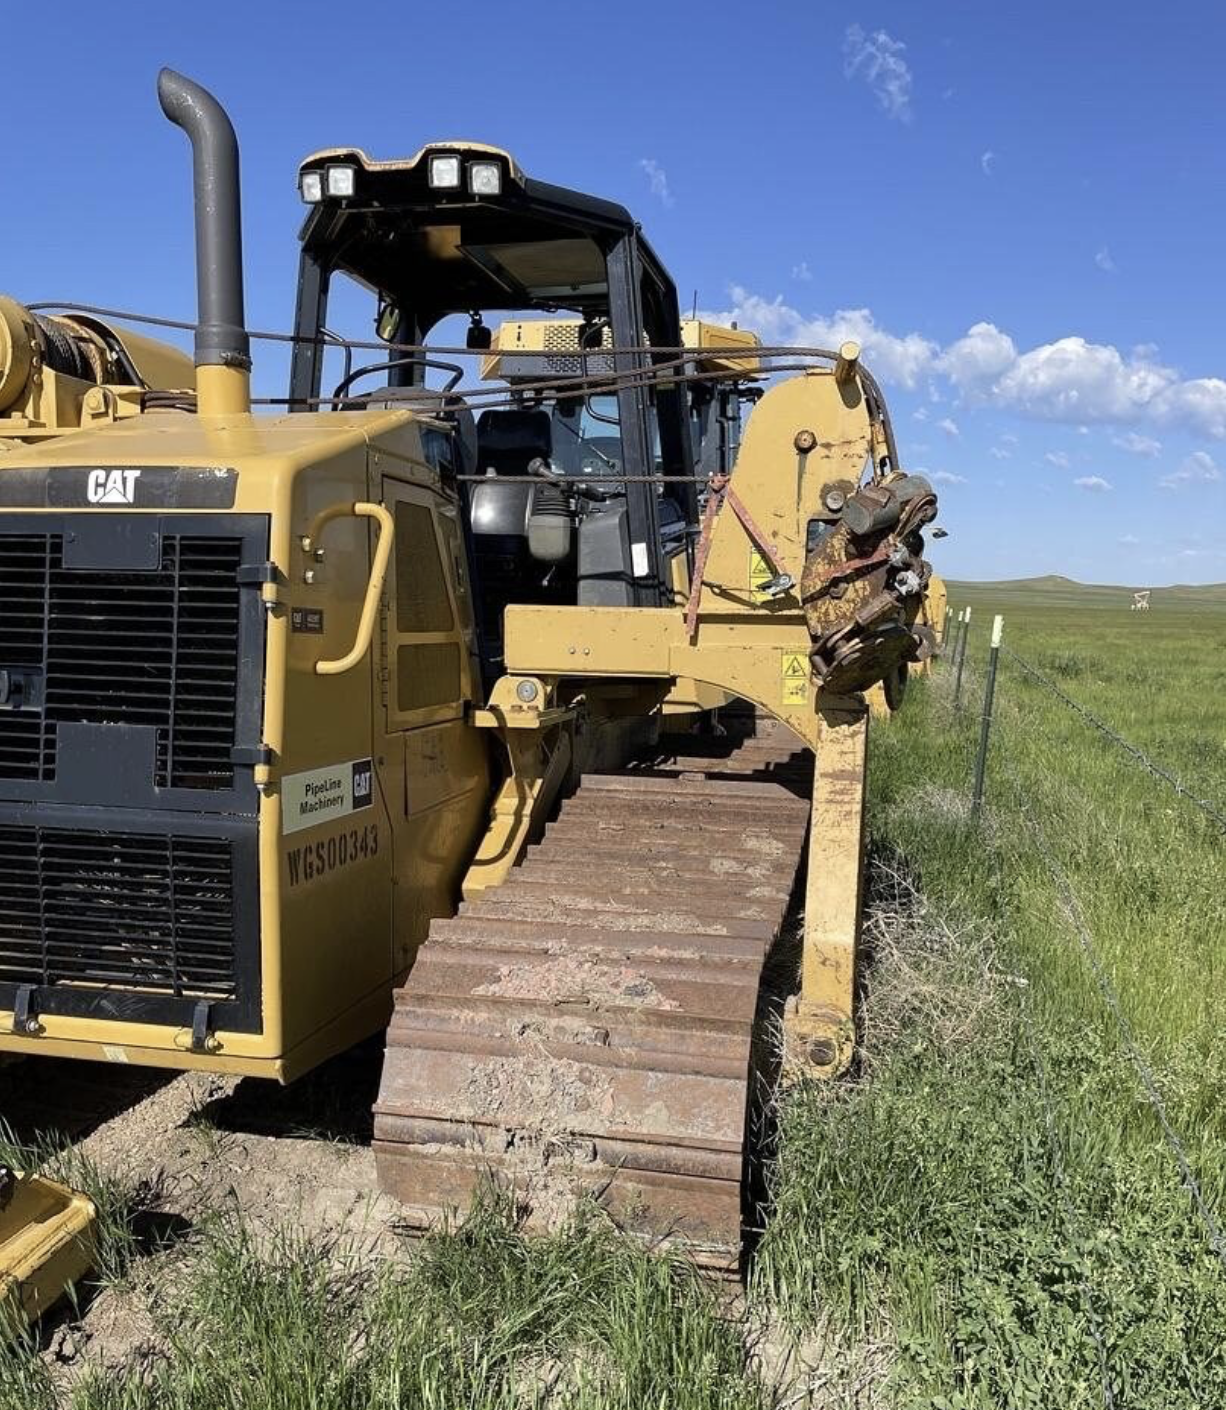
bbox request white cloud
[939,324,1226,436]
[938,322,1016,385]
[791,260,813,282]
[700,290,937,388]
[1151,379,1226,438]
[1074,475,1113,492]
[1119,533,1141,544]
[913,406,929,421]
[1095,246,1117,273]
[705,287,1226,440]
[980,150,996,176]
[1114,432,1162,457]
[991,337,1176,422]
[638,158,673,207]
[1045,450,1070,468]
[1159,450,1221,490]
[930,470,967,484]
[843,25,914,122]
[989,445,1011,460]
[938,416,960,438]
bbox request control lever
[527,458,608,503]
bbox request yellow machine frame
[491,361,888,1073]
[0,1174,96,1332]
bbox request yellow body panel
[679,318,762,375]
[96,322,195,393]
[924,573,948,667]
[1,1175,96,1331]
[0,406,489,1079]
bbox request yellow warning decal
[749,548,774,602]
[780,650,809,707]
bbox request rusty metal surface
[373,719,811,1272]
[802,475,938,695]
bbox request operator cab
[289,143,698,677]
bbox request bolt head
[515,679,539,703]
[303,569,316,585]
[806,1037,838,1067]
[824,488,846,512]
[794,428,818,453]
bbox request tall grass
[4,595,1222,1406]
[756,601,1226,1405]
[1,1188,767,1410]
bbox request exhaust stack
[157,68,251,415]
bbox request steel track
[373,715,812,1272]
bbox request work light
[325,164,356,198]
[468,161,502,196]
[299,170,323,204]
[428,154,461,189]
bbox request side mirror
[375,301,400,343]
[466,315,492,351]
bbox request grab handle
[314,501,395,676]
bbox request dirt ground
[2,1042,406,1389]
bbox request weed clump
[757,652,1226,1407]
[21,1192,765,1410]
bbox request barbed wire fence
[924,606,1226,1401]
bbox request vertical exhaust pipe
[157,68,251,415]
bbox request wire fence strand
[1000,645,1226,833]
[1001,760,1226,1278]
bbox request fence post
[941,605,954,648]
[972,614,1003,818]
[953,605,972,709]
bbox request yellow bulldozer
[0,69,940,1304]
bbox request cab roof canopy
[295,141,679,328]
[289,142,697,605]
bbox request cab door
[377,476,489,977]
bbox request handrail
[314,501,395,676]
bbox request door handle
[314,501,395,676]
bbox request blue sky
[6,0,1225,585]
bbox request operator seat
[474,408,553,475]
[469,409,559,664]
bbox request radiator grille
[0,823,237,1001]
[0,532,243,789]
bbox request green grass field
[759,575,1226,1405]
[4,576,1223,1407]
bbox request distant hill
[945,575,1226,612]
